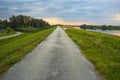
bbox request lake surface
[85,29,120,36]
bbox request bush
[16,26,39,33]
[6,27,15,33]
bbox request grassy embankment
[0,27,55,74]
[66,28,120,80]
[0,32,15,37]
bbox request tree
[0,15,50,31]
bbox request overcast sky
[0,0,120,25]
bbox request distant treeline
[80,24,120,30]
[0,15,50,32]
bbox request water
[85,29,120,36]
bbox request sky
[0,0,120,25]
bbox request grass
[16,26,40,33]
[0,27,55,74]
[0,32,15,37]
[66,28,120,80]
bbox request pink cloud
[44,18,92,25]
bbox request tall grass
[66,28,120,80]
[0,27,55,74]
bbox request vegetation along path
[0,27,101,80]
[0,32,22,40]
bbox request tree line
[0,15,50,32]
[80,24,120,30]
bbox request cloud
[112,14,120,20]
[0,0,120,25]
[114,14,120,21]
[44,18,92,25]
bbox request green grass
[0,32,15,37]
[16,26,40,33]
[66,28,120,80]
[0,27,55,74]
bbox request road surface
[0,27,101,80]
[0,32,22,40]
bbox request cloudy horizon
[0,0,120,25]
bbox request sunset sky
[0,0,120,25]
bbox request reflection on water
[85,29,120,36]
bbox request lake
[85,29,120,36]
